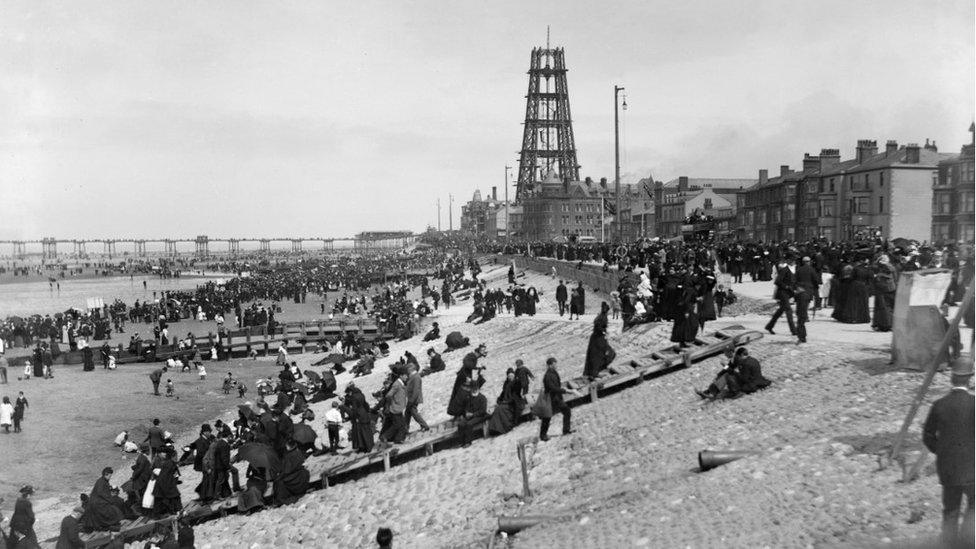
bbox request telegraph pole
[437,198,442,232]
[504,165,512,242]
[614,84,625,243]
[449,194,454,232]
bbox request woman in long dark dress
[273,440,309,506]
[670,280,699,347]
[82,468,124,532]
[487,369,525,435]
[872,255,897,332]
[340,385,373,453]
[849,259,873,323]
[583,303,616,379]
[152,450,182,519]
[697,272,717,332]
[831,263,855,323]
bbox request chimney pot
[886,140,898,156]
[780,165,790,177]
[905,143,921,164]
[492,186,497,200]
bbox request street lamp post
[504,165,512,243]
[614,85,625,244]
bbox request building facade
[654,177,754,238]
[520,172,628,241]
[737,137,958,243]
[932,125,975,243]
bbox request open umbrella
[291,423,317,445]
[313,353,347,366]
[234,442,280,472]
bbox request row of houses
[460,124,975,244]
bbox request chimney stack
[886,140,899,156]
[780,165,791,177]
[492,186,497,201]
[802,153,820,172]
[819,148,841,170]
[924,138,938,152]
[759,169,768,186]
[855,139,878,164]
[678,176,689,192]
[905,143,920,164]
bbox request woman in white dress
[1,396,14,433]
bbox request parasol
[291,423,317,445]
[233,442,281,472]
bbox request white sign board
[908,271,952,306]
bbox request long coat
[923,388,975,486]
[584,318,616,379]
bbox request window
[820,200,834,217]
[933,222,952,243]
[562,215,569,225]
[879,171,884,187]
[784,203,795,221]
[771,208,781,224]
[820,227,834,241]
[879,196,884,213]
[935,193,952,214]
[853,197,870,213]
[830,179,836,193]
[962,192,975,213]
[704,198,713,210]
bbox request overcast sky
[0,0,973,239]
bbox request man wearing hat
[378,365,408,446]
[128,443,153,515]
[923,357,975,548]
[765,255,797,337]
[56,504,85,548]
[794,256,820,344]
[456,380,488,447]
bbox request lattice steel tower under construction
[515,39,580,201]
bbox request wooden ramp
[75,325,762,548]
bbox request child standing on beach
[198,364,207,381]
[223,372,234,394]
[165,379,174,397]
[324,401,343,453]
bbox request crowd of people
[1,233,972,548]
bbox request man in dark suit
[144,418,165,457]
[923,358,974,548]
[539,357,577,441]
[733,348,772,393]
[793,256,820,344]
[555,280,568,317]
[765,257,797,336]
[149,366,167,396]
